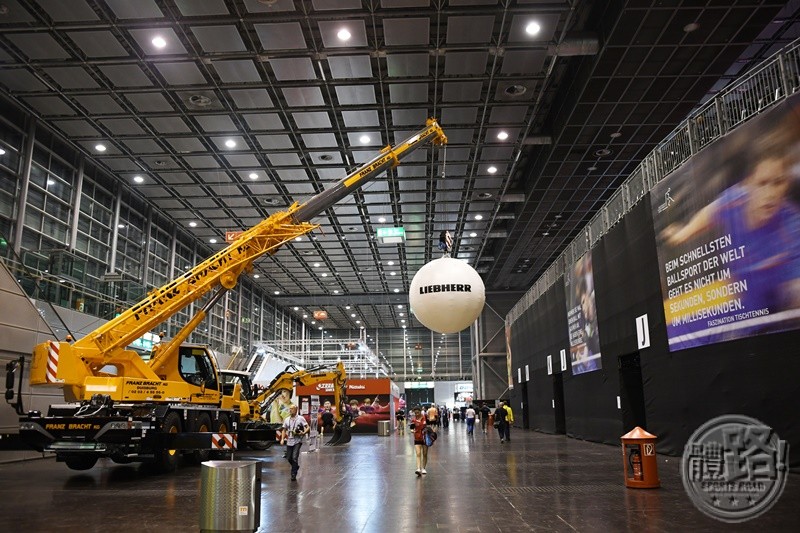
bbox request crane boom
[28,119,447,402]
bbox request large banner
[651,93,800,351]
[565,253,602,374]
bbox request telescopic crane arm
[29,120,446,400]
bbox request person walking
[396,407,406,435]
[494,401,508,443]
[465,405,476,436]
[480,403,491,434]
[426,404,439,428]
[409,406,429,476]
[499,401,514,442]
[280,404,309,481]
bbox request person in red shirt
[409,406,428,476]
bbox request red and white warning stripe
[46,341,60,383]
[211,433,237,450]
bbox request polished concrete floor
[0,423,797,532]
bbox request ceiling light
[469,232,477,238]
[351,313,356,318]
[610,132,622,138]
[254,274,260,279]
[313,263,320,267]
[390,272,396,276]
[224,139,236,148]
[475,214,483,220]
[683,22,700,33]
[399,313,404,317]
[497,131,509,140]
[401,319,406,323]
[249,172,258,180]
[274,290,280,295]
[345,305,351,309]
[525,22,541,35]
[47,179,55,185]
[295,236,302,241]
[393,288,400,293]
[588,166,597,171]
[387,261,394,266]
[95,144,107,152]
[378,217,386,223]
[356,320,361,324]
[117,224,125,229]
[303,314,308,318]
[333,290,339,294]
[0,148,6,155]
[209,238,217,244]
[359,135,370,144]
[487,166,497,174]
[402,325,407,329]
[152,36,167,48]
[293,307,299,311]
[397,305,403,308]
[133,175,144,184]
[189,221,197,227]
[337,28,351,41]
[321,273,328,277]
[319,326,323,330]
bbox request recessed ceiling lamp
[321,273,328,277]
[387,261,394,266]
[487,166,497,174]
[359,135,370,144]
[295,236,302,241]
[293,307,299,311]
[345,305,351,309]
[337,28,351,41]
[189,221,197,227]
[397,305,403,308]
[595,148,611,157]
[333,290,339,294]
[224,139,236,148]
[356,320,361,324]
[525,22,541,35]
[469,232,477,237]
[497,131,509,140]
[95,144,107,152]
[475,214,483,220]
[477,192,492,199]
[390,272,396,276]
[393,288,400,293]
[378,217,386,223]
[319,154,333,161]
[351,313,356,317]
[683,22,700,33]
[46,179,55,185]
[249,172,258,180]
[274,290,280,295]
[209,238,217,244]
[610,132,622,138]
[133,175,144,184]
[0,148,6,155]
[588,166,598,171]
[313,263,320,267]
[152,36,167,48]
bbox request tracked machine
[5,120,446,471]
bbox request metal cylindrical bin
[200,460,262,533]
[621,427,660,489]
[377,419,391,436]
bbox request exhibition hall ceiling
[0,0,797,330]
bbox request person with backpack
[409,406,429,476]
[495,400,514,443]
[480,403,491,434]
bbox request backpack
[423,427,438,447]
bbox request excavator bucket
[326,422,352,446]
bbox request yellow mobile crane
[220,361,352,449]
[6,120,446,471]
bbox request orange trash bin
[621,426,660,489]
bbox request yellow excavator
[5,120,446,471]
[220,361,352,449]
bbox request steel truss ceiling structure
[0,0,799,335]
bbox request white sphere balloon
[409,257,486,334]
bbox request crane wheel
[63,454,99,471]
[186,413,213,465]
[153,411,182,473]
